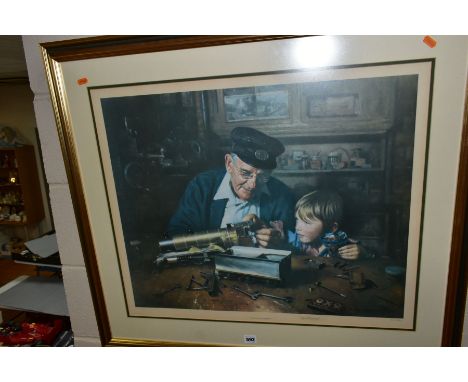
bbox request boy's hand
[338,243,361,260]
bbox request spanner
[314,281,347,298]
[232,286,293,303]
[154,283,181,297]
[232,285,258,300]
[255,292,294,303]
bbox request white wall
[22,35,101,346]
[22,35,468,347]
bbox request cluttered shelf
[274,168,385,175]
[0,221,27,226]
[0,145,45,226]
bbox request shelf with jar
[273,130,388,176]
[274,168,385,176]
[0,146,44,226]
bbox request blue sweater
[167,169,295,237]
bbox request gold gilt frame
[41,36,467,346]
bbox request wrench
[232,285,258,300]
[314,281,347,298]
[154,284,181,297]
[255,292,294,303]
[232,286,293,303]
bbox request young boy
[288,191,361,260]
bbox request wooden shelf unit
[0,145,44,226]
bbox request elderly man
[167,127,295,248]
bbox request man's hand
[255,227,283,248]
[242,214,284,248]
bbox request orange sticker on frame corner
[423,36,437,48]
[77,77,89,86]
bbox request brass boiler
[158,221,254,252]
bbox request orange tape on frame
[77,77,89,85]
[423,36,437,48]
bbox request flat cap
[231,127,284,170]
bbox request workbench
[131,252,405,318]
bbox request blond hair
[295,191,343,231]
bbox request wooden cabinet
[205,76,397,139]
[0,145,44,227]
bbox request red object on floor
[0,319,63,346]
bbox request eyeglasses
[232,162,271,183]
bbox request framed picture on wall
[306,93,360,117]
[41,36,468,346]
[223,85,290,122]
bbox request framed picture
[306,94,360,118]
[41,36,468,346]
[223,86,290,122]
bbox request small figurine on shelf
[0,125,24,147]
[349,147,372,169]
[326,148,349,170]
[1,153,9,168]
[310,152,322,170]
[9,207,18,221]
